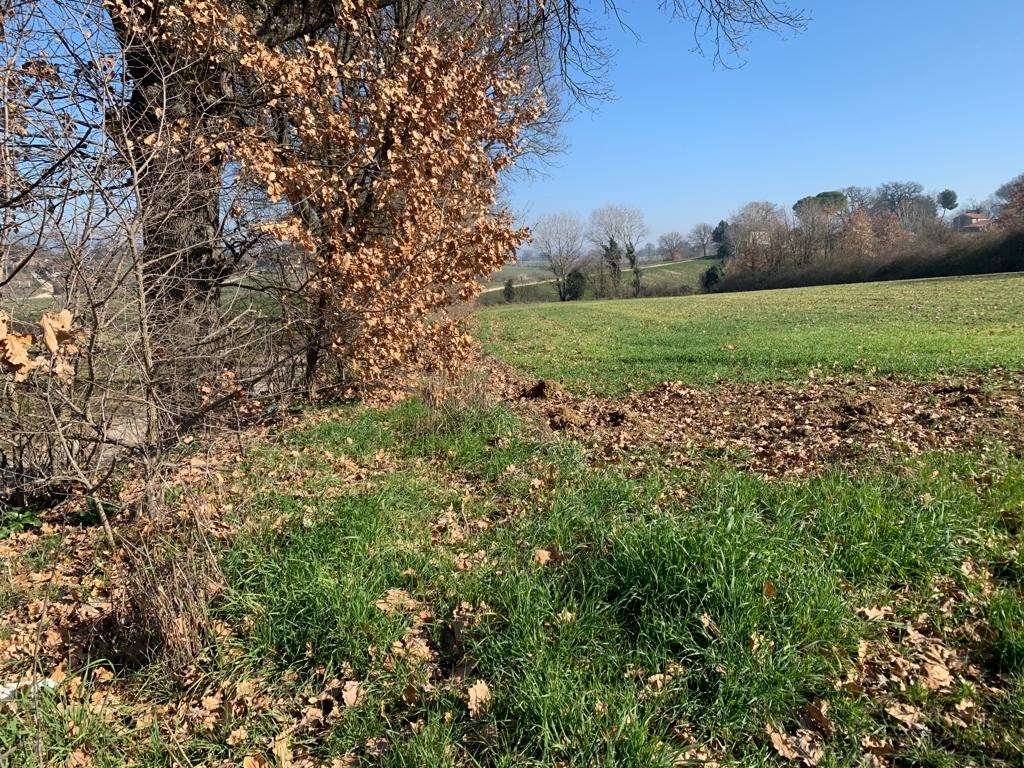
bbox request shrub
[565,269,587,301]
[700,264,723,292]
[503,279,516,303]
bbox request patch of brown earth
[491,364,1024,477]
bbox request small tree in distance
[600,238,625,296]
[700,264,723,292]
[503,280,516,303]
[658,231,687,261]
[625,243,642,297]
[589,205,648,296]
[937,189,958,219]
[533,213,586,302]
[688,223,714,258]
[565,269,587,300]
[997,175,1024,227]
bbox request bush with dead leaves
[2,0,548,506]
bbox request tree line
[708,175,1024,292]
[524,175,1024,304]
[528,205,726,302]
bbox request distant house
[952,210,995,233]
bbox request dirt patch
[494,365,1024,477]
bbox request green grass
[478,260,719,306]
[483,263,555,288]
[477,272,1024,393]
[4,398,1023,766]
[5,272,1024,766]
[219,405,1024,765]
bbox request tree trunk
[112,5,227,306]
[136,156,225,304]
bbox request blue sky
[506,0,1024,239]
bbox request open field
[4,272,1024,767]
[478,259,719,306]
[4,391,1023,766]
[481,262,555,288]
[478,272,1024,393]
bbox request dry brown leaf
[374,588,419,614]
[699,613,720,637]
[860,734,893,755]
[227,727,248,746]
[467,679,491,717]
[1,331,35,381]
[341,680,363,707]
[39,309,73,355]
[766,723,822,766]
[920,660,952,690]
[533,548,552,566]
[272,733,291,767]
[860,606,891,621]
[674,745,721,767]
[766,723,800,761]
[803,699,834,737]
[885,701,924,729]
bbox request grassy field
[482,262,555,288]
[478,259,719,306]
[4,272,1023,767]
[478,272,1024,393]
[6,400,1022,766]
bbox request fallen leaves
[495,362,1024,480]
[341,680,363,708]
[766,723,823,766]
[860,606,892,622]
[802,699,834,738]
[466,679,491,717]
[374,588,419,614]
[227,726,249,746]
[884,701,925,730]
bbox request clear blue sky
[507,0,1024,239]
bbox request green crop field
[478,272,1024,393]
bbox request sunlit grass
[477,272,1024,393]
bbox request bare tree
[589,205,648,296]
[686,224,713,258]
[532,213,586,301]
[728,201,789,271]
[841,186,875,218]
[730,201,785,245]
[658,231,687,261]
[792,197,843,264]
[1,1,307,508]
